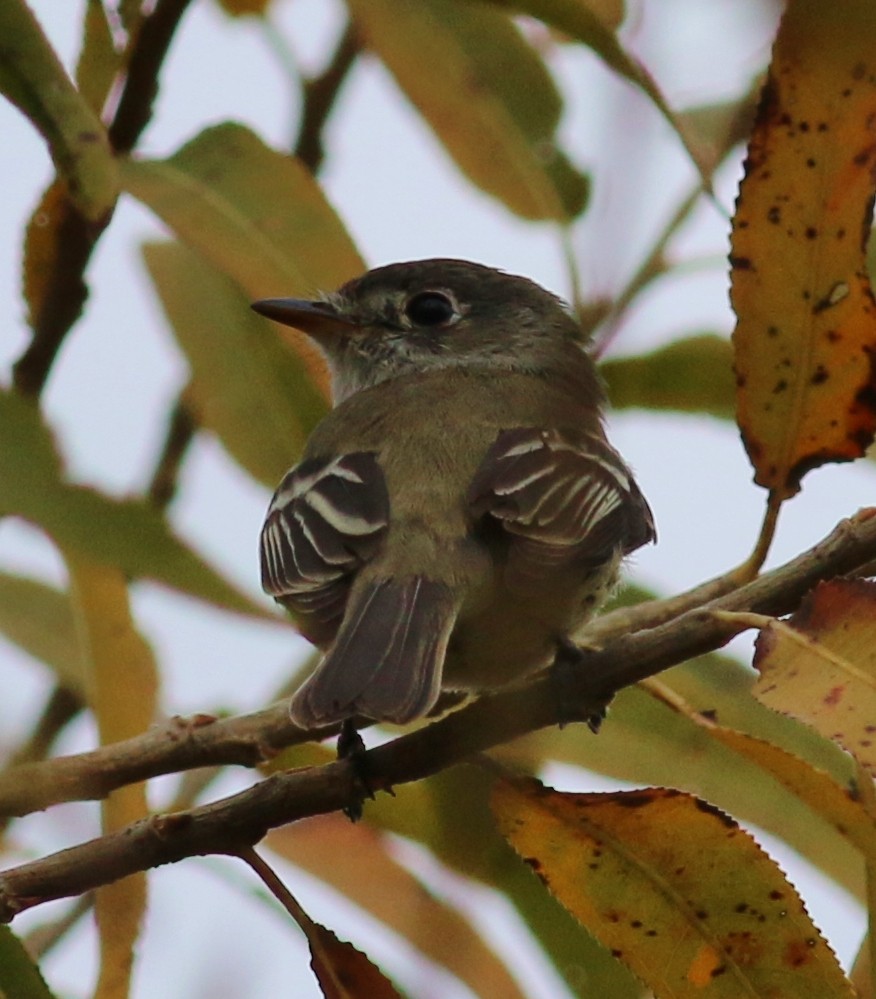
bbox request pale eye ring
[404,291,457,327]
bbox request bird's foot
[551,638,613,732]
[337,719,374,822]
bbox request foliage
[2,1,876,997]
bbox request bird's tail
[289,576,459,727]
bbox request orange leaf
[730,0,876,498]
[493,777,853,998]
[753,578,876,773]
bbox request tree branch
[146,388,198,510]
[12,0,195,399]
[293,21,361,173]
[108,0,197,155]
[1,508,875,920]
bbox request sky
[1,1,873,996]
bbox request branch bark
[1,508,875,921]
[12,0,195,399]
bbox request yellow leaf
[730,0,876,498]
[753,578,876,774]
[707,726,876,865]
[493,777,853,998]
[68,558,158,999]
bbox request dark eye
[404,291,456,327]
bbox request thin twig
[294,21,361,173]
[108,0,197,154]
[12,0,196,399]
[146,389,198,510]
[0,686,83,834]
[591,186,703,357]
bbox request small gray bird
[252,259,655,728]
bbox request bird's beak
[251,298,356,340]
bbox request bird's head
[252,258,586,402]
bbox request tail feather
[290,577,458,726]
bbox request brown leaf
[493,777,853,998]
[284,894,401,999]
[730,0,876,498]
[268,816,527,999]
[753,578,876,773]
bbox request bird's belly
[442,554,621,690]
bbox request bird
[252,259,655,730]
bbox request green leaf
[120,123,364,298]
[487,0,714,187]
[0,572,84,693]
[143,241,327,486]
[0,925,59,999]
[601,334,735,419]
[76,0,122,114]
[212,0,273,14]
[345,0,589,220]
[0,389,272,621]
[0,0,118,222]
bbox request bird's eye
[404,291,456,327]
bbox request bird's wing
[467,427,655,588]
[260,452,389,642]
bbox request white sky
[1,1,871,996]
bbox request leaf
[0,388,271,620]
[22,180,84,333]
[730,0,876,499]
[494,777,854,998]
[345,0,589,220]
[121,123,364,392]
[281,890,401,999]
[486,0,714,187]
[536,654,864,898]
[601,334,735,418]
[753,578,876,774]
[212,0,273,15]
[706,726,876,865]
[365,763,645,998]
[0,925,59,999]
[143,241,327,487]
[0,572,84,692]
[68,558,155,999]
[76,0,122,114]
[0,0,118,223]
[267,817,527,999]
